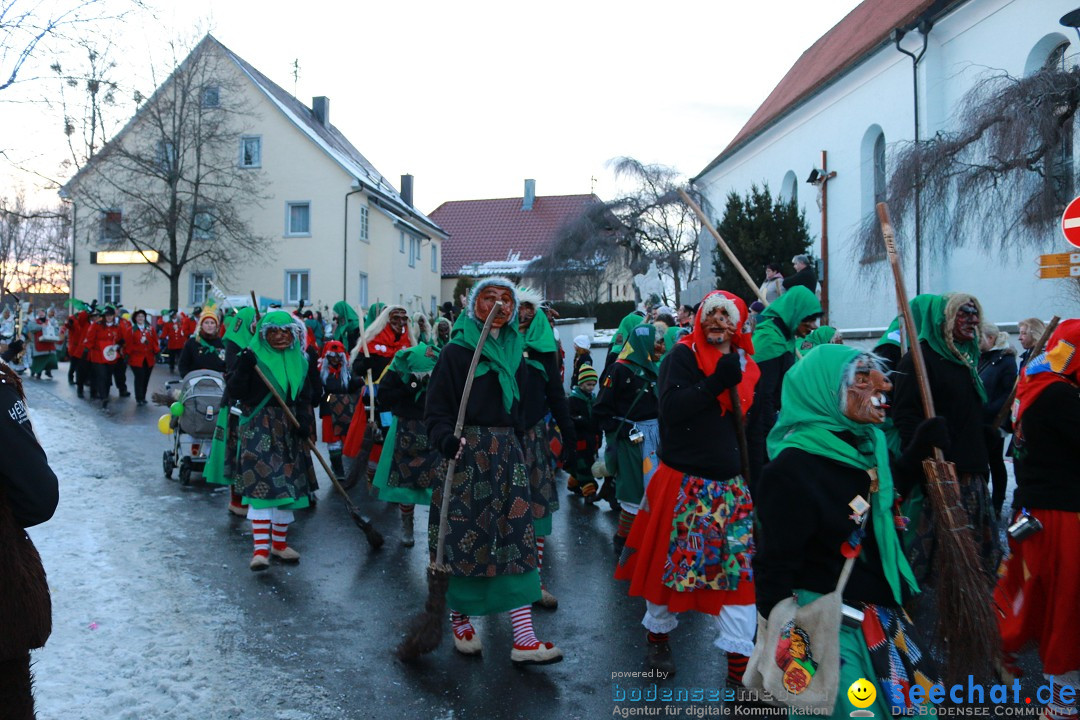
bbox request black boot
[646,637,676,677]
[329,450,345,480]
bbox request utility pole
[816,150,837,324]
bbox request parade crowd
[1,267,1077,720]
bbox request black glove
[235,348,257,372]
[897,416,950,473]
[705,352,742,394]
[439,434,462,460]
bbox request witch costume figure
[372,341,444,547]
[754,345,941,718]
[226,311,315,571]
[423,277,561,666]
[615,291,760,683]
[317,340,361,480]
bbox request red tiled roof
[430,194,601,276]
[697,0,963,178]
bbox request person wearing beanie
[424,277,562,666]
[83,305,126,409]
[571,334,592,387]
[226,311,315,571]
[567,364,600,500]
[517,286,576,611]
[178,305,226,377]
[124,309,159,405]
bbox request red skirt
[614,462,754,615]
[995,508,1080,675]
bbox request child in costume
[317,340,361,480]
[567,364,600,500]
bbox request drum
[103,344,120,362]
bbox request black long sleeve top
[977,348,1018,425]
[178,336,226,377]
[657,344,743,480]
[377,370,427,421]
[755,448,912,618]
[568,393,598,456]
[1014,381,1080,512]
[520,351,576,449]
[0,381,58,528]
[892,340,989,475]
[226,350,314,415]
[593,362,658,436]
[424,342,526,452]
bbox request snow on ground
[26,389,337,720]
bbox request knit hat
[577,364,598,386]
[199,306,218,325]
[573,334,591,351]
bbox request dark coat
[977,347,1017,424]
[782,266,817,293]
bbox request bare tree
[64,36,270,309]
[604,157,702,306]
[0,193,71,297]
[50,39,119,173]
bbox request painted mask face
[844,365,892,425]
[475,286,514,329]
[702,306,737,346]
[437,323,450,342]
[328,353,342,368]
[266,326,293,350]
[518,302,536,331]
[389,309,408,334]
[200,318,218,336]
[795,317,819,338]
[952,303,980,343]
[417,316,427,331]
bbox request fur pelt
[0,487,51,661]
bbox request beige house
[61,35,445,317]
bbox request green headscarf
[332,301,359,342]
[911,293,986,403]
[752,286,822,363]
[364,302,386,329]
[522,307,557,379]
[434,317,453,349]
[795,325,837,360]
[223,306,257,348]
[617,322,658,379]
[767,344,919,605]
[449,283,524,413]
[609,311,645,355]
[247,310,308,401]
[387,342,439,401]
[662,325,688,359]
[875,294,936,350]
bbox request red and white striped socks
[509,606,540,649]
[536,535,545,571]
[271,522,290,553]
[1047,679,1079,720]
[251,519,271,559]
[450,611,475,640]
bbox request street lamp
[1060,8,1080,44]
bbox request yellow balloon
[157,413,173,435]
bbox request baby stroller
[162,369,225,485]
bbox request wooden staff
[398,300,502,660]
[877,202,996,684]
[340,306,380,490]
[992,316,1060,429]
[677,188,768,305]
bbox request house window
[156,140,176,173]
[399,231,405,253]
[359,205,369,242]
[190,272,213,305]
[101,209,123,241]
[431,295,437,316]
[285,270,310,305]
[201,86,220,108]
[359,272,369,306]
[873,133,887,205]
[99,273,121,305]
[430,243,438,272]
[408,236,421,268]
[239,136,261,168]
[286,202,310,236]
[193,207,214,241]
[1045,43,1074,204]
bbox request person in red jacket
[182,309,197,339]
[74,306,101,399]
[64,309,88,386]
[161,311,187,373]
[84,305,125,409]
[125,309,159,406]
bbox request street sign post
[1038,265,1080,279]
[1038,252,1080,266]
[1062,196,1080,248]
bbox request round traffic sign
[1061,195,1080,248]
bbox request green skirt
[30,353,58,374]
[448,570,541,616]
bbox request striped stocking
[536,535,545,571]
[271,522,290,552]
[450,611,475,640]
[616,510,634,538]
[509,606,539,649]
[727,652,749,686]
[251,519,271,558]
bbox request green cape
[522,309,557,379]
[332,301,359,343]
[662,325,689,359]
[609,311,644,355]
[450,312,524,413]
[224,307,256,348]
[388,342,439,396]
[795,325,837,360]
[364,302,386,328]
[618,322,658,379]
[247,310,308,401]
[875,294,936,350]
[752,286,822,363]
[912,294,986,403]
[767,344,918,605]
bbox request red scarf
[369,324,412,358]
[677,290,760,414]
[1014,318,1080,425]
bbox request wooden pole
[677,188,768,305]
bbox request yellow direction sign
[1038,252,1080,266]
[1038,265,1080,279]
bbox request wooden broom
[341,306,381,490]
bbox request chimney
[312,96,329,126]
[522,178,535,211]
[400,174,414,207]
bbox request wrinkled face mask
[438,324,450,341]
[518,302,536,331]
[475,286,514,329]
[266,326,293,351]
[701,306,737,346]
[795,317,819,338]
[953,303,980,343]
[843,363,893,425]
[389,310,408,334]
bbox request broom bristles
[396,565,450,661]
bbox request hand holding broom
[397,301,502,661]
[341,306,381,490]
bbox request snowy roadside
[25,383,340,720]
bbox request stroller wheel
[163,451,175,479]
[178,457,192,486]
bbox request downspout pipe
[893,21,931,294]
[343,182,365,303]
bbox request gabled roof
[696,0,964,179]
[61,35,444,238]
[430,194,600,277]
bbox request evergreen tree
[712,183,812,306]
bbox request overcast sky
[2,0,864,213]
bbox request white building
[690,0,1080,328]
